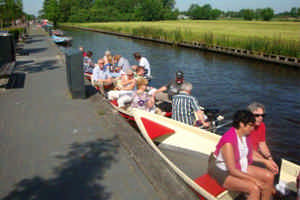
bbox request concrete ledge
[60,25,300,68]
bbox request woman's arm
[146,96,155,108]
[121,78,133,87]
[152,86,167,97]
[122,79,136,90]
[252,150,278,174]
[258,142,272,159]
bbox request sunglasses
[254,114,266,118]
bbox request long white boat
[132,108,300,200]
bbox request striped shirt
[172,92,203,125]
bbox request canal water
[61,28,300,164]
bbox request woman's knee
[263,171,274,184]
[247,183,260,196]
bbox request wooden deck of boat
[159,145,209,179]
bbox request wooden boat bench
[194,173,238,200]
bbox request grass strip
[62,21,300,58]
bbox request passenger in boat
[108,69,136,108]
[131,78,155,112]
[171,82,209,127]
[109,67,123,79]
[79,46,87,57]
[92,58,112,87]
[131,65,138,72]
[83,51,94,78]
[247,102,279,174]
[113,55,131,73]
[108,57,123,79]
[210,110,274,200]
[153,70,184,100]
[103,50,111,61]
[134,66,146,81]
[83,51,94,73]
[133,52,151,79]
[104,54,114,72]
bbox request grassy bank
[62,20,300,58]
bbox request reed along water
[61,27,300,165]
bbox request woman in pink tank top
[209,110,275,200]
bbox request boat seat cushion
[194,173,226,198]
[141,117,175,140]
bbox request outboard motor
[204,109,224,133]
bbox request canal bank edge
[42,28,199,199]
[60,24,300,68]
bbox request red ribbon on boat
[141,117,175,140]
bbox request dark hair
[87,51,93,57]
[232,110,255,129]
[133,52,141,59]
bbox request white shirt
[118,57,131,72]
[92,65,111,83]
[216,134,249,173]
[139,57,151,77]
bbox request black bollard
[65,50,86,99]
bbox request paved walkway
[0,26,160,200]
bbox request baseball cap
[176,71,184,79]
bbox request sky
[23,0,300,16]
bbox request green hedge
[7,27,25,42]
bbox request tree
[202,4,212,19]
[162,0,175,9]
[134,0,163,21]
[163,8,179,20]
[261,7,274,21]
[209,9,222,20]
[69,8,89,22]
[255,8,262,20]
[290,7,298,17]
[58,0,72,22]
[187,3,212,19]
[224,11,242,18]
[241,9,255,20]
[43,0,59,26]
[0,0,24,26]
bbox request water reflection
[61,28,300,164]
